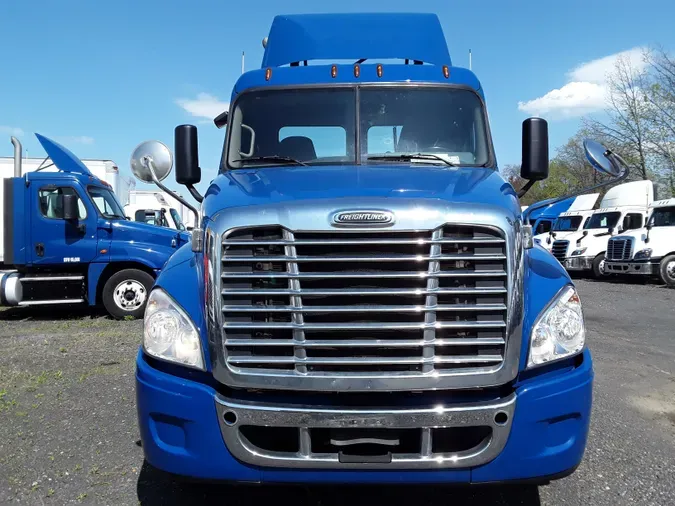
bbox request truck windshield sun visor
[223,86,493,170]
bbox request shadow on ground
[137,461,542,506]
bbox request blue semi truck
[133,13,628,484]
[0,134,190,319]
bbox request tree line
[505,48,675,206]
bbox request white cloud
[0,125,24,137]
[518,81,606,118]
[568,47,647,83]
[175,93,229,120]
[518,47,648,119]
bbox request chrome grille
[607,237,633,261]
[220,225,508,381]
[551,240,569,261]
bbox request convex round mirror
[583,139,621,177]
[130,140,173,183]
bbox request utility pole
[241,52,245,74]
[469,49,472,71]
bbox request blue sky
[2,0,674,200]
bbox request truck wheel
[658,255,675,288]
[592,254,608,279]
[102,269,154,319]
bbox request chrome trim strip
[220,287,507,296]
[214,393,516,469]
[222,253,506,262]
[222,303,507,312]
[223,321,506,330]
[221,270,508,279]
[224,337,505,347]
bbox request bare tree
[583,53,654,180]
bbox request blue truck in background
[132,13,630,484]
[0,134,189,319]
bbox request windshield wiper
[232,155,308,167]
[366,153,458,167]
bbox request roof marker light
[331,65,337,78]
[376,64,383,78]
[265,68,272,81]
[353,64,360,78]
[442,65,450,79]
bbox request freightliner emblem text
[331,210,395,226]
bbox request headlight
[571,247,587,256]
[143,288,205,370]
[634,248,652,260]
[528,285,585,368]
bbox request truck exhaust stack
[10,136,22,177]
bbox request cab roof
[262,13,451,68]
[233,13,483,97]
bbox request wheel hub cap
[113,280,146,311]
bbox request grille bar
[221,270,507,279]
[222,303,507,313]
[221,287,507,296]
[223,237,505,246]
[222,253,506,262]
[223,321,507,330]
[226,355,504,365]
[225,337,506,347]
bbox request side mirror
[521,118,549,181]
[583,140,625,177]
[646,222,653,230]
[63,194,79,221]
[175,125,201,185]
[608,227,614,235]
[214,111,228,129]
[130,141,173,183]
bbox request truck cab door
[30,182,99,265]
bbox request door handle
[35,243,44,257]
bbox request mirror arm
[146,159,203,253]
[517,179,537,198]
[186,184,204,203]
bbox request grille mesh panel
[221,226,508,377]
[607,237,633,261]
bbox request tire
[102,269,154,319]
[592,254,608,279]
[658,254,675,288]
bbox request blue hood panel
[203,165,520,218]
[35,133,94,176]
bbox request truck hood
[203,165,520,216]
[110,219,190,245]
[35,133,94,176]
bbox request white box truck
[604,198,675,287]
[550,180,654,277]
[124,190,192,231]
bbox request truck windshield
[88,186,126,219]
[169,208,186,231]
[553,216,583,231]
[651,206,675,227]
[224,86,491,169]
[584,211,621,230]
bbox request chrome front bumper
[215,393,516,469]
[563,256,593,271]
[605,261,659,275]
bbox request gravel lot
[1,278,674,505]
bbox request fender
[519,244,573,370]
[153,244,210,366]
